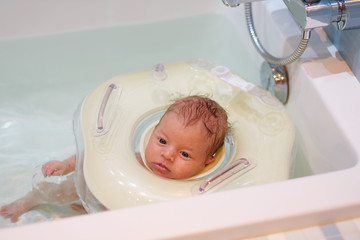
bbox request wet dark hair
[162,95,229,156]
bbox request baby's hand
[42,160,66,177]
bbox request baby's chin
[150,167,188,180]
[151,170,176,179]
[154,171,195,180]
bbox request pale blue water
[0,14,259,228]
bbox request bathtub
[1,0,359,239]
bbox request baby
[144,95,228,179]
[0,95,229,222]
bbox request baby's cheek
[145,140,155,155]
[176,162,199,178]
[144,145,153,164]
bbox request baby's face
[144,112,215,179]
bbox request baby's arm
[42,155,76,177]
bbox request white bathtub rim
[0,165,359,239]
[286,58,360,173]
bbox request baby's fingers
[42,165,54,177]
[42,161,62,177]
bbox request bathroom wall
[325,26,360,81]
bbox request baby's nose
[161,148,175,162]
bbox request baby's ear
[205,155,216,165]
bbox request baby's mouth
[152,162,170,173]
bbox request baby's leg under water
[0,174,79,222]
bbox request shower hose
[244,3,311,66]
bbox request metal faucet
[284,0,360,31]
[223,0,360,30]
[222,0,360,103]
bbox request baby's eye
[159,138,166,144]
[181,151,189,158]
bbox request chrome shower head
[222,0,242,7]
[222,0,263,8]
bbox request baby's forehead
[157,111,204,133]
[160,111,205,129]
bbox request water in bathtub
[0,14,304,228]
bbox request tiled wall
[244,218,360,240]
[325,26,360,82]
